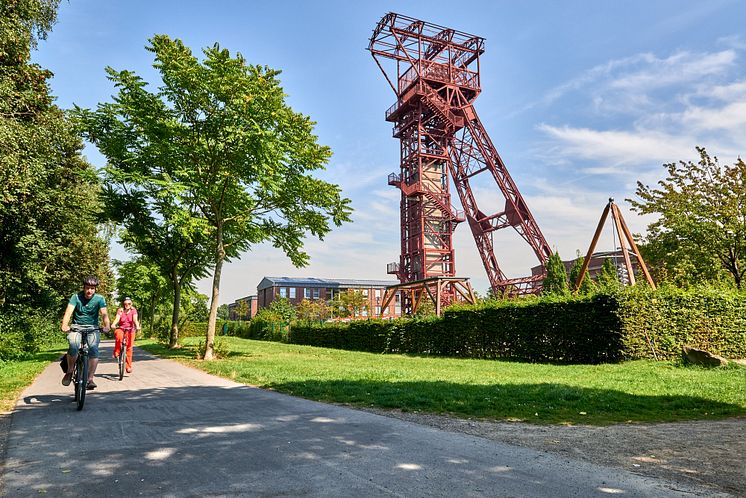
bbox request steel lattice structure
[369,13,552,309]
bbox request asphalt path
[2,341,727,497]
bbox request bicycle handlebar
[69,325,102,332]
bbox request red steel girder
[369,12,551,298]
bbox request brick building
[256,277,402,318]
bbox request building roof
[257,276,398,291]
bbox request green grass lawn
[140,337,746,425]
[0,347,66,413]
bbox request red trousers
[113,328,136,370]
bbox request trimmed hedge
[617,286,746,360]
[288,288,746,364]
[179,320,288,342]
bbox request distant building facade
[227,295,258,320]
[256,277,402,318]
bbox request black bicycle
[117,327,134,381]
[70,325,98,411]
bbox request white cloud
[537,124,694,168]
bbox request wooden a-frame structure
[574,198,656,291]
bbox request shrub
[0,307,63,361]
[286,287,746,364]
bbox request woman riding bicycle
[61,276,110,389]
[111,296,141,373]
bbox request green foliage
[596,258,622,291]
[0,306,64,361]
[1,0,112,313]
[629,147,746,289]
[74,34,352,358]
[217,304,229,320]
[568,254,596,294]
[0,0,113,359]
[542,251,569,296]
[268,297,296,322]
[289,287,746,364]
[295,298,331,322]
[615,285,746,360]
[233,300,250,320]
[328,290,369,318]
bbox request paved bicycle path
[3,341,726,497]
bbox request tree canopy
[1,0,111,311]
[542,251,569,296]
[76,35,352,358]
[629,147,746,289]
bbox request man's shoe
[126,367,132,373]
[61,373,73,386]
[86,380,97,390]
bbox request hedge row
[288,287,746,363]
[179,320,288,342]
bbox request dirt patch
[363,408,746,496]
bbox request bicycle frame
[70,325,98,411]
[117,327,134,380]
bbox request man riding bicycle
[111,296,141,373]
[61,276,110,389]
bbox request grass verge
[140,337,746,425]
[0,348,66,413]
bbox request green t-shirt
[69,292,107,326]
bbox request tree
[78,36,352,359]
[0,0,112,312]
[268,298,296,323]
[568,253,596,295]
[113,256,168,334]
[75,72,214,348]
[296,298,331,322]
[629,147,746,289]
[542,251,569,296]
[596,258,621,291]
[337,290,368,319]
[234,299,249,321]
[217,304,229,320]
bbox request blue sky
[33,0,746,303]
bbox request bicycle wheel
[77,358,88,411]
[118,340,125,381]
[73,362,80,402]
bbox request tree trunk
[169,269,182,349]
[204,224,225,361]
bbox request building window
[395,292,401,303]
[375,289,381,298]
[279,287,287,298]
[375,306,381,315]
[304,288,311,299]
[313,288,320,299]
[362,289,369,297]
[289,287,296,299]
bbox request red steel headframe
[369,13,551,298]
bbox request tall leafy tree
[542,251,569,296]
[596,258,621,291]
[113,257,168,335]
[1,0,111,312]
[568,253,596,295]
[79,35,352,359]
[629,147,746,289]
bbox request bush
[0,307,64,361]
[286,287,746,364]
[616,285,746,360]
